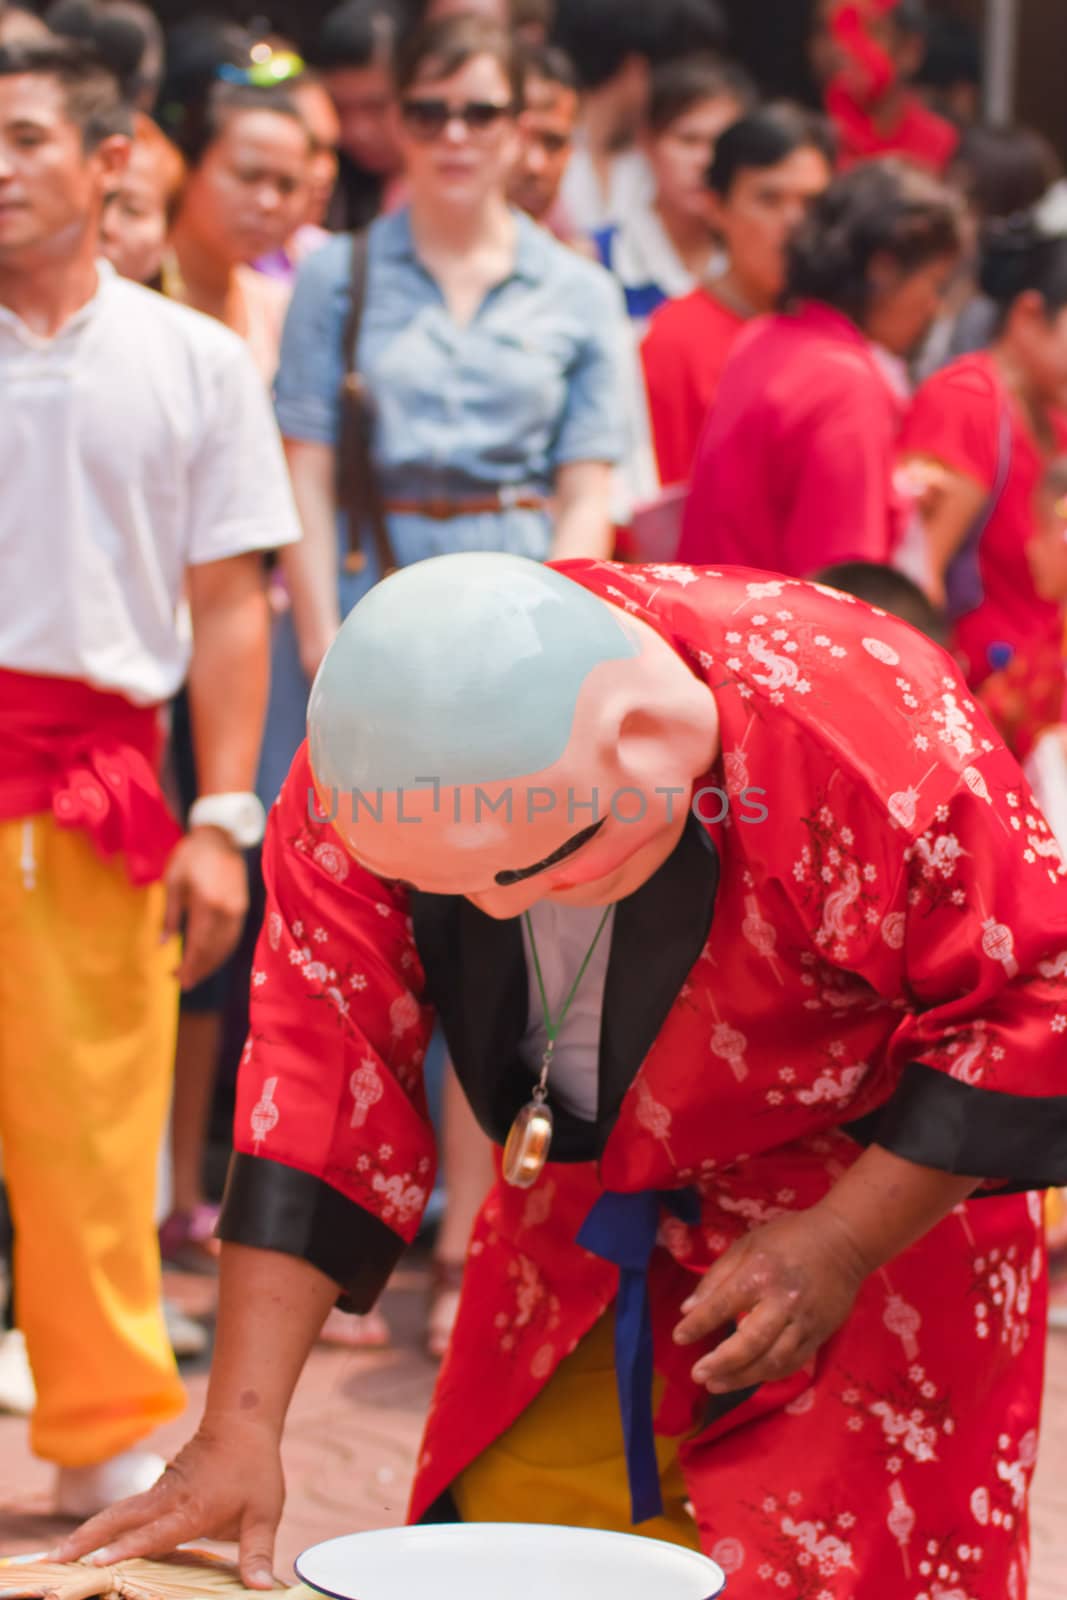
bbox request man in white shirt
[0,38,300,1514]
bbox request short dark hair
[785,158,963,322]
[395,16,524,106]
[647,55,755,137]
[309,0,401,74]
[0,37,131,146]
[979,214,1067,325]
[519,41,577,95]
[169,80,309,168]
[811,562,948,646]
[45,0,162,105]
[951,124,1061,223]
[550,0,726,92]
[707,103,836,195]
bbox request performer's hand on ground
[49,1417,284,1590]
[673,1208,869,1395]
[163,829,249,990]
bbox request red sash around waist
[0,669,182,885]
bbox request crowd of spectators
[4,0,1067,1520]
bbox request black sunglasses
[401,97,515,139]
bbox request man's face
[511,74,579,221]
[324,63,402,176]
[0,74,126,264]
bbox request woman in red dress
[679,159,962,576]
[640,104,835,492]
[900,218,1067,759]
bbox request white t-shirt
[0,263,301,705]
[560,142,654,236]
[519,899,616,1122]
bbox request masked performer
[60,555,1067,1600]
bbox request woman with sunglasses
[265,14,626,1357]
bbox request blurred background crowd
[4,0,1067,1518]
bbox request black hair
[156,16,251,135]
[519,40,577,95]
[168,79,308,168]
[308,0,401,74]
[395,15,524,105]
[707,102,836,196]
[550,0,726,92]
[0,36,131,145]
[951,124,1061,223]
[785,158,963,322]
[888,0,928,39]
[45,0,162,105]
[978,213,1067,326]
[811,562,948,646]
[914,13,981,90]
[646,55,755,137]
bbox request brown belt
[383,491,548,521]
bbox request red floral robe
[221,562,1067,1600]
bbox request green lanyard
[523,905,613,1101]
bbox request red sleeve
[859,749,1067,1187]
[780,376,897,572]
[900,364,999,491]
[218,743,436,1308]
[641,299,711,489]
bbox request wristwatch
[188,792,267,849]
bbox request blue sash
[578,1187,701,1524]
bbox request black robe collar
[410,813,720,1163]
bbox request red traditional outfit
[678,305,907,574]
[823,2,959,176]
[641,290,747,490]
[901,352,1067,759]
[221,563,1067,1599]
[826,81,959,175]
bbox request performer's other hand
[672,1208,869,1394]
[163,828,249,990]
[48,1417,284,1590]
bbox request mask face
[308,556,721,916]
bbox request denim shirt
[274,206,627,569]
[258,208,628,809]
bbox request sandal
[426,1259,465,1361]
[318,1304,392,1350]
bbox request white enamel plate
[296,1524,728,1600]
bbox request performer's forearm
[203,1243,338,1438]
[814,1144,981,1276]
[186,553,271,796]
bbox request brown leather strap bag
[337,229,398,578]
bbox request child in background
[811,559,948,644]
[1026,455,1067,613]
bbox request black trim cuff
[843,1061,1067,1192]
[218,1153,407,1312]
